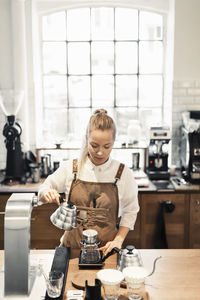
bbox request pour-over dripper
[0,89,24,116]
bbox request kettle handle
[59,196,64,204]
[102,247,120,262]
[59,196,75,208]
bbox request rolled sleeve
[38,161,69,200]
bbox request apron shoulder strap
[113,163,125,186]
[72,159,78,182]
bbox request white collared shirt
[38,156,139,230]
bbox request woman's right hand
[42,189,61,205]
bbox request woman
[38,109,139,255]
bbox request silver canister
[132,152,140,170]
[29,163,41,183]
[50,199,77,231]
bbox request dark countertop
[0,179,43,194]
[0,175,199,194]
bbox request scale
[78,249,104,269]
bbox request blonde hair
[78,109,116,172]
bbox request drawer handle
[0,212,5,215]
[196,200,200,206]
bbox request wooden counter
[65,249,200,300]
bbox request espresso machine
[147,126,171,180]
[180,111,200,183]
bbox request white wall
[172,0,200,166]
[0,0,13,169]
[174,0,200,80]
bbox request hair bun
[94,109,107,115]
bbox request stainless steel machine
[147,126,171,180]
[4,193,38,296]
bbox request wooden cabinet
[31,203,63,249]
[123,195,141,249]
[140,192,190,249]
[2,190,200,250]
[189,192,200,248]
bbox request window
[41,7,164,145]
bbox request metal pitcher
[50,197,77,231]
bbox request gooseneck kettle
[50,197,77,230]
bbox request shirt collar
[86,156,112,171]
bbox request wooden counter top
[64,249,200,300]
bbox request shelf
[36,142,147,171]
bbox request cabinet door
[189,193,200,248]
[140,193,189,249]
[123,195,141,249]
[31,204,63,249]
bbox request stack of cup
[122,266,149,300]
[97,269,124,300]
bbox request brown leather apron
[61,159,125,249]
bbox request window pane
[139,108,162,127]
[139,75,163,107]
[67,8,90,41]
[91,8,114,40]
[43,108,68,144]
[42,12,66,41]
[92,75,114,107]
[114,107,138,137]
[68,76,90,107]
[91,42,114,74]
[68,42,90,74]
[43,42,66,74]
[116,42,138,74]
[116,75,137,106]
[139,41,163,74]
[115,8,138,40]
[68,108,91,140]
[43,75,67,107]
[139,11,163,40]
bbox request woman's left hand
[99,240,122,256]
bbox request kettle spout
[147,255,162,277]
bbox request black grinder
[2,115,25,182]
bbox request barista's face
[88,129,114,166]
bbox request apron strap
[72,159,78,182]
[113,163,125,186]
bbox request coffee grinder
[3,115,25,182]
[147,126,171,180]
[0,90,26,183]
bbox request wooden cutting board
[71,271,98,289]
